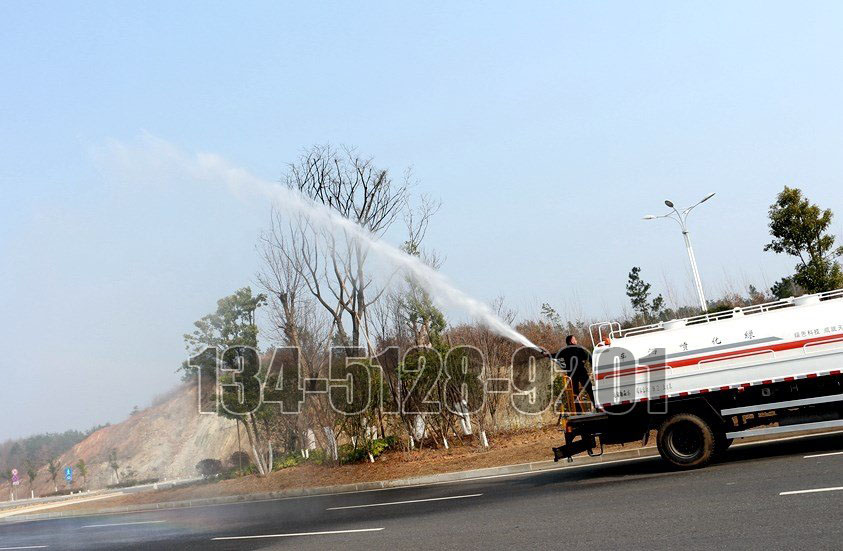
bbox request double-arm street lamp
[643,192,716,313]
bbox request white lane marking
[0,546,49,550]
[803,450,843,458]
[779,486,843,496]
[212,527,384,540]
[733,429,843,449]
[81,520,167,529]
[327,493,482,510]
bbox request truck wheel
[657,413,715,469]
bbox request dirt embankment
[0,385,239,500]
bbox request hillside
[1,385,238,499]
[0,428,102,476]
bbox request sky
[1,1,842,439]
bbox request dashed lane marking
[803,450,843,459]
[779,486,843,496]
[80,520,166,529]
[212,527,385,540]
[326,493,482,510]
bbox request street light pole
[643,193,715,313]
[681,223,707,313]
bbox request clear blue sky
[1,1,841,438]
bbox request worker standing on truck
[554,335,594,412]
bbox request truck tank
[591,289,843,410]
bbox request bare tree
[446,297,518,434]
[258,145,442,461]
[258,211,309,348]
[257,212,339,457]
[397,196,443,346]
[281,145,411,349]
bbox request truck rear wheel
[657,413,716,469]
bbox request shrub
[227,451,251,470]
[105,477,159,489]
[306,449,328,465]
[339,443,367,463]
[42,488,87,497]
[272,454,301,471]
[338,437,394,464]
[372,436,395,457]
[196,458,223,478]
[220,467,241,480]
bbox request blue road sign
[65,466,73,482]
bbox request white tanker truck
[553,288,843,468]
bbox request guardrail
[590,288,843,346]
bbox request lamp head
[700,192,716,203]
[642,215,657,220]
[664,200,674,208]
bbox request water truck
[553,288,843,468]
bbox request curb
[3,446,660,522]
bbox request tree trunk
[242,416,267,476]
[250,415,268,475]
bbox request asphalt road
[2,432,841,551]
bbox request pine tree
[626,267,665,322]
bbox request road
[1,432,841,550]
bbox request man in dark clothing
[554,335,594,412]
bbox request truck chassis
[556,373,843,468]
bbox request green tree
[765,186,843,295]
[182,287,267,356]
[626,267,665,322]
[46,458,59,492]
[180,287,267,379]
[0,469,11,500]
[400,286,446,346]
[399,238,446,347]
[26,462,38,496]
[180,287,271,476]
[107,449,120,484]
[770,276,804,300]
[74,459,88,487]
[540,303,563,330]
